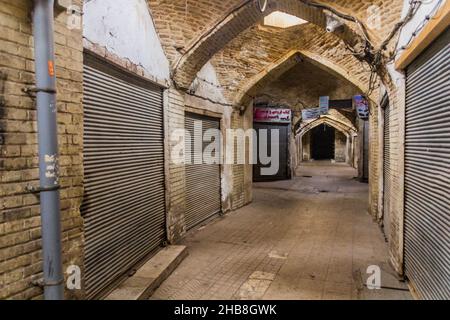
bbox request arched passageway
[9,0,450,302]
[296,115,358,169]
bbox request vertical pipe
[32,0,64,300]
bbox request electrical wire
[172,0,441,110]
[387,0,444,62]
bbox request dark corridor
[311,124,335,160]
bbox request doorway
[311,124,335,160]
[253,122,290,181]
[184,112,222,230]
[82,53,166,299]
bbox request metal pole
[32,0,64,300]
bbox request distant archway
[297,115,357,137]
[297,116,358,167]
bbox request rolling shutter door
[82,55,166,299]
[253,123,290,181]
[404,28,450,300]
[185,113,221,230]
[383,102,391,240]
[363,120,369,181]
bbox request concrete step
[106,245,188,300]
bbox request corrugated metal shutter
[185,113,221,230]
[363,120,369,181]
[404,28,450,300]
[82,55,166,299]
[383,100,391,240]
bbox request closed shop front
[382,96,391,240]
[184,113,222,230]
[404,28,449,299]
[362,120,369,182]
[253,123,290,181]
[253,107,291,182]
[82,54,166,298]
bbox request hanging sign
[254,107,291,123]
[354,95,369,120]
[319,96,330,115]
[301,108,321,121]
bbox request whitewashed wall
[83,0,170,82]
[388,0,444,81]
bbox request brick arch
[233,49,371,107]
[172,0,364,89]
[297,115,357,138]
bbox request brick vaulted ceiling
[148,0,403,98]
[211,23,371,104]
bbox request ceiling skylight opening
[263,11,308,29]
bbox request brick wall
[166,88,187,243]
[0,0,84,299]
[148,0,403,89]
[148,0,403,67]
[335,131,347,163]
[230,110,245,210]
[165,88,250,238]
[383,80,405,274]
[213,23,371,104]
[248,54,362,110]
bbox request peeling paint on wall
[221,108,234,204]
[389,0,445,82]
[186,63,234,207]
[83,0,170,81]
[191,62,228,104]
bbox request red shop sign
[254,108,291,123]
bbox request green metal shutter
[82,55,166,299]
[404,28,450,300]
[184,113,222,230]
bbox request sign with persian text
[254,108,291,123]
[301,108,321,121]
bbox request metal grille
[184,113,221,230]
[383,100,391,240]
[82,55,166,299]
[405,28,450,300]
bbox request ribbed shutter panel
[185,113,221,230]
[404,28,450,300]
[82,56,166,299]
[383,104,391,240]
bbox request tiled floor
[151,162,412,300]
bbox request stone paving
[151,162,412,300]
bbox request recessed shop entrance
[82,53,166,299]
[184,112,222,230]
[253,107,292,182]
[253,122,290,181]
